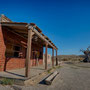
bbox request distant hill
[54,55,85,61]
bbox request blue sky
[0,0,90,55]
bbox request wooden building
[0,14,58,77]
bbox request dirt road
[1,61,90,90]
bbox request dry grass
[0,78,14,85]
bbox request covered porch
[0,64,52,80]
[1,15,58,78]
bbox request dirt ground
[1,61,90,90]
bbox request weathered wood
[25,28,32,77]
[1,14,12,22]
[80,46,90,62]
[28,25,57,50]
[45,43,48,70]
[45,71,58,85]
[52,48,54,67]
[56,50,58,66]
[1,22,57,50]
[3,27,27,40]
[30,23,42,33]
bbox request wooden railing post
[52,48,54,67]
[25,26,33,77]
[45,43,48,70]
[56,50,58,66]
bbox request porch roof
[0,16,58,50]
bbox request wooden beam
[1,22,27,27]
[25,28,32,77]
[30,23,42,33]
[45,71,59,85]
[14,30,28,34]
[1,23,57,49]
[52,48,54,67]
[28,25,57,49]
[3,26,27,40]
[45,43,48,70]
[56,50,58,66]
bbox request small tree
[80,46,90,62]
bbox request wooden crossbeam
[29,25,57,50]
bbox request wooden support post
[56,50,58,66]
[25,27,32,77]
[45,43,48,70]
[52,48,54,67]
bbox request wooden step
[45,71,59,85]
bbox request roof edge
[0,14,12,22]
